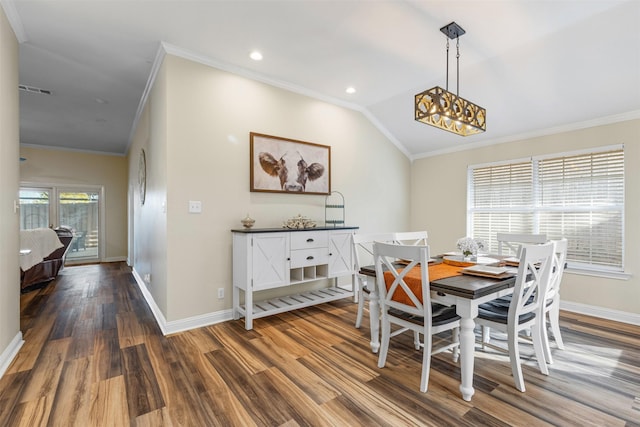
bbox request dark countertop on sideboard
[231,226,359,233]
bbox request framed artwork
[138,148,146,205]
[250,132,331,195]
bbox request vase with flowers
[456,237,486,262]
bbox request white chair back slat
[509,242,554,328]
[497,232,547,256]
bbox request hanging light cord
[456,36,460,96]
[445,38,450,92]
[445,34,461,96]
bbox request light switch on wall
[188,200,202,213]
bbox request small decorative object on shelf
[325,191,345,227]
[241,214,256,229]
[456,237,486,261]
[283,214,316,229]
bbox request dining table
[359,254,519,402]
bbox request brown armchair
[20,227,74,293]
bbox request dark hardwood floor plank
[17,338,70,404]
[139,331,189,411]
[2,262,639,426]
[0,370,31,426]
[47,306,80,341]
[7,315,55,374]
[92,328,122,382]
[121,344,165,419]
[67,318,96,361]
[205,322,271,376]
[116,311,147,349]
[160,360,218,426]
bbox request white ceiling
[3,0,640,159]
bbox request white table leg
[368,287,380,353]
[456,299,478,401]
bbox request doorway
[19,184,103,263]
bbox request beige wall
[128,62,170,316]
[19,147,129,261]
[411,119,640,315]
[0,5,21,372]
[130,53,411,322]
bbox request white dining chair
[497,232,547,257]
[352,231,428,329]
[541,238,568,364]
[352,232,398,330]
[374,241,460,392]
[476,242,554,392]
[482,232,549,344]
[393,231,428,247]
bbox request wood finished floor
[1,262,639,426]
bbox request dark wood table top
[359,256,517,300]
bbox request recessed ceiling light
[250,51,263,61]
[346,86,356,94]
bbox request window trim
[467,144,625,277]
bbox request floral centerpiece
[456,237,486,259]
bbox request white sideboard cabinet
[232,226,358,330]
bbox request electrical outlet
[144,273,151,283]
[188,200,202,213]
[217,288,224,299]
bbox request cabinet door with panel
[251,232,290,291]
[328,230,354,277]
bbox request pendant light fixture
[415,22,486,136]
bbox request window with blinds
[468,146,624,272]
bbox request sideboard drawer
[290,231,328,250]
[290,248,329,268]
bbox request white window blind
[468,147,624,272]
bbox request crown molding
[412,110,640,160]
[20,143,126,157]
[0,0,28,42]
[125,42,410,159]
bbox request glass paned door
[59,190,100,261]
[19,188,52,229]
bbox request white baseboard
[131,268,233,336]
[131,267,639,334]
[0,332,24,379]
[163,309,234,335]
[104,256,127,263]
[561,301,640,326]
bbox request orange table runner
[383,263,465,307]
